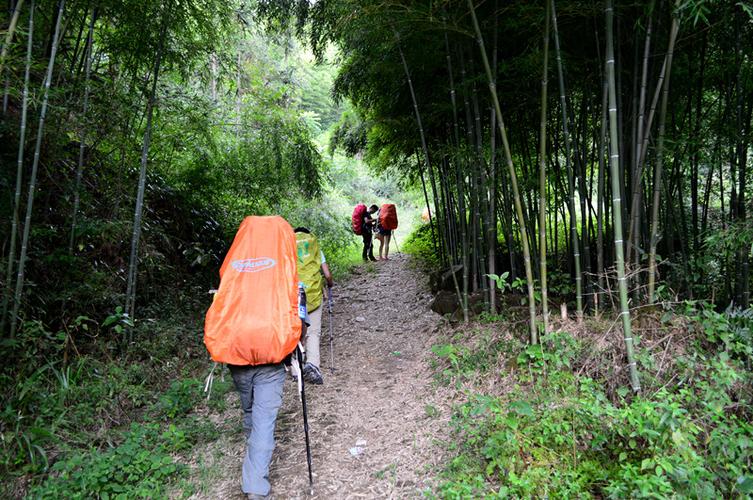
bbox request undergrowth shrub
[28,423,187,499]
[157,379,204,419]
[433,311,753,499]
[0,309,232,497]
[404,222,440,269]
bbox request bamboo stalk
[0,0,26,79]
[539,1,551,332]
[488,0,498,313]
[10,0,64,337]
[444,33,469,321]
[69,7,97,253]
[647,4,680,303]
[596,72,608,311]
[468,0,537,343]
[626,9,653,265]
[395,29,440,262]
[1,0,33,335]
[551,0,583,320]
[124,8,170,326]
[606,0,640,392]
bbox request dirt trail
[192,253,451,499]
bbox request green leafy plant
[157,379,203,419]
[29,423,186,499]
[486,271,510,292]
[102,307,134,336]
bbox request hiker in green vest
[294,227,334,384]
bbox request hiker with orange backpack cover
[204,216,313,499]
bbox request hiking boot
[302,362,323,385]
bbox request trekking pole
[327,287,335,372]
[296,345,314,495]
[393,231,400,253]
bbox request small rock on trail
[190,253,452,499]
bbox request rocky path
[192,253,450,499]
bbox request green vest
[296,232,323,311]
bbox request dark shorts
[378,228,392,236]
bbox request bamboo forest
[1,0,752,497]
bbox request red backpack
[379,204,398,230]
[352,204,367,234]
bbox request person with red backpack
[376,203,399,260]
[352,204,378,262]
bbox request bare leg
[376,234,385,259]
[384,234,391,260]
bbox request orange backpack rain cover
[204,216,302,365]
[379,204,399,230]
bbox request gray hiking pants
[229,363,286,496]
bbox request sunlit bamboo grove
[294,0,752,389]
[2,0,753,390]
[1,0,753,495]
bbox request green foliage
[329,109,368,157]
[157,379,203,419]
[28,423,186,499]
[431,330,522,385]
[403,223,439,268]
[682,301,753,367]
[0,305,231,495]
[436,327,753,498]
[486,272,510,293]
[102,307,134,337]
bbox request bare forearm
[321,263,334,287]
